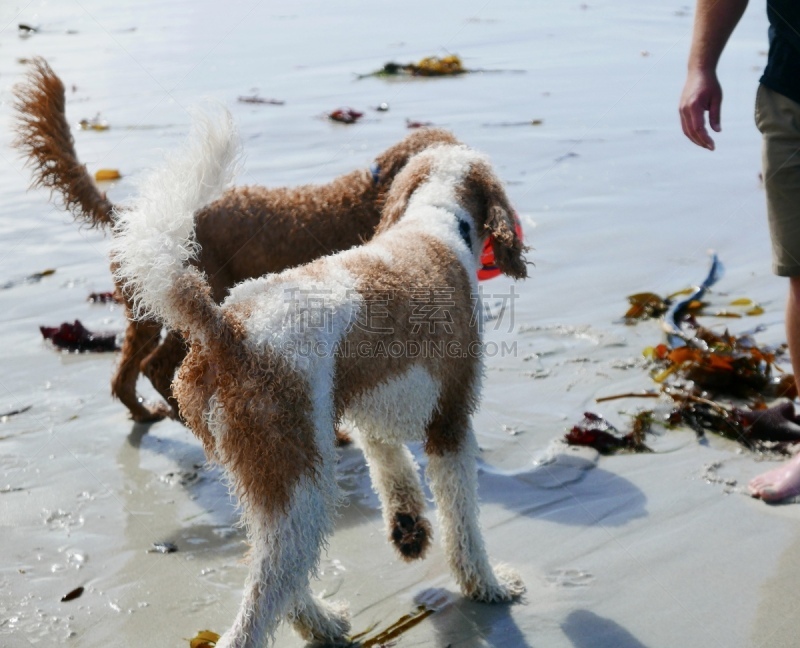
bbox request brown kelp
[567,255,795,454]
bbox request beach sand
[2,1,800,646]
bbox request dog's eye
[457,219,472,250]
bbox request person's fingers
[679,104,700,146]
[679,107,692,141]
[679,73,721,150]
[708,95,722,134]
[682,102,714,150]
[679,106,698,145]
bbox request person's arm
[679,0,749,150]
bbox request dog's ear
[476,166,528,280]
[485,204,527,279]
[375,155,432,234]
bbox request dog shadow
[119,422,243,554]
[337,439,647,532]
[475,456,648,527]
[123,424,646,539]
[121,424,388,543]
[120,426,645,647]
[561,609,649,648]
[419,588,533,648]
[314,587,531,648]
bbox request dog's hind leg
[425,428,525,603]
[289,587,351,644]
[360,433,432,560]
[217,471,349,648]
[213,373,349,647]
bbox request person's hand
[679,68,722,150]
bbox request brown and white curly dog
[112,111,528,646]
[12,57,459,422]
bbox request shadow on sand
[562,609,649,648]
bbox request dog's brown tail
[111,108,240,346]
[12,57,115,228]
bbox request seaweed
[95,168,121,181]
[349,604,435,647]
[237,95,284,105]
[40,320,120,352]
[188,630,220,648]
[632,255,790,404]
[406,118,434,129]
[569,255,796,454]
[579,325,796,454]
[78,114,109,131]
[1,405,32,421]
[565,412,652,455]
[646,322,789,400]
[360,54,466,78]
[623,256,763,329]
[1,268,55,290]
[624,292,670,322]
[483,118,544,127]
[87,291,120,304]
[328,108,364,124]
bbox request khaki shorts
[755,84,800,277]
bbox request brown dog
[12,58,459,421]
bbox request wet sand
[3,1,800,646]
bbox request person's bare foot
[749,451,800,501]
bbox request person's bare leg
[785,277,800,398]
[749,278,800,502]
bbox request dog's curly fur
[12,57,459,422]
[113,110,527,647]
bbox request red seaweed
[565,412,652,454]
[328,108,363,124]
[40,320,120,352]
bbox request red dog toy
[478,214,524,281]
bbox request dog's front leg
[140,330,186,419]
[425,429,525,603]
[112,315,171,422]
[360,432,432,560]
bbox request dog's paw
[292,598,351,644]
[468,564,525,603]
[334,427,353,447]
[391,512,432,561]
[129,400,172,424]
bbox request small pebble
[148,541,178,554]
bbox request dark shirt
[761,0,800,104]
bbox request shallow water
[2,1,799,647]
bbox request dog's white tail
[112,109,240,339]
